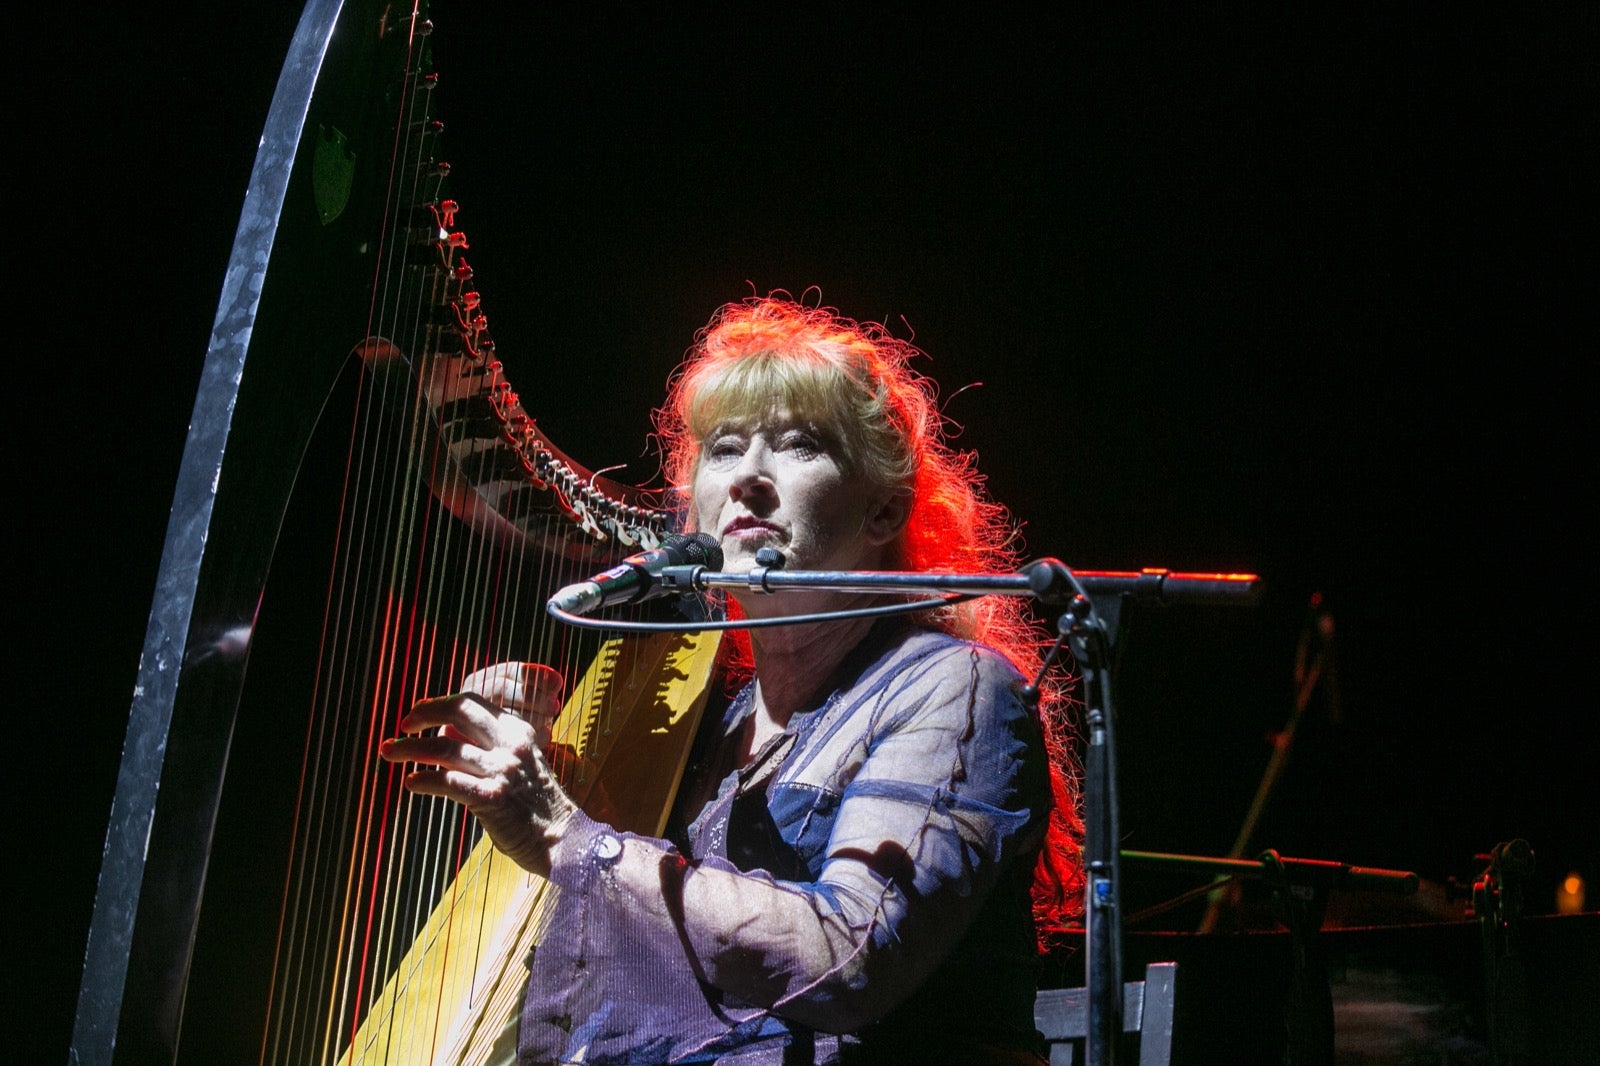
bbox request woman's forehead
[690,355,853,424]
[693,389,847,441]
[701,406,817,436]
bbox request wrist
[540,799,579,857]
[544,809,599,884]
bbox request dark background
[18,4,1596,1059]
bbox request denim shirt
[520,624,1050,1064]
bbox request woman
[381,296,1082,1064]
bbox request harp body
[72,3,711,1062]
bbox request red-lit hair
[656,294,1084,942]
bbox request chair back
[1034,961,1178,1066]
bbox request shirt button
[593,833,624,866]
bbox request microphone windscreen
[670,532,723,571]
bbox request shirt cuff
[546,809,626,891]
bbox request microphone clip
[742,547,788,594]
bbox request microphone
[547,532,722,616]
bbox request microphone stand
[551,551,1259,1064]
[683,555,1259,1066]
[690,559,1258,609]
[1066,595,1124,1066]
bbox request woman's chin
[718,534,783,567]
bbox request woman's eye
[706,437,745,462]
[781,432,821,457]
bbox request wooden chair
[1034,962,1178,1066]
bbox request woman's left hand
[379,690,577,877]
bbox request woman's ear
[864,486,913,546]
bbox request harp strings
[244,10,554,1059]
[242,8,677,1062]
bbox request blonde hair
[660,296,1003,641]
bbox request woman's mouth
[722,517,782,540]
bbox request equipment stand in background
[1471,839,1535,1065]
[1198,593,1338,936]
[1121,848,1418,1064]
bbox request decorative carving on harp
[72,3,717,1062]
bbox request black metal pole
[1061,596,1124,1065]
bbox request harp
[71,3,717,1062]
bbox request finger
[383,722,549,787]
[517,663,566,718]
[395,766,454,800]
[396,766,505,806]
[380,734,496,776]
[398,692,504,745]
[461,662,566,722]
[509,667,564,752]
[460,661,525,705]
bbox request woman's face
[692,411,891,582]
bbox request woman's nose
[728,444,774,501]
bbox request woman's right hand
[379,662,576,877]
